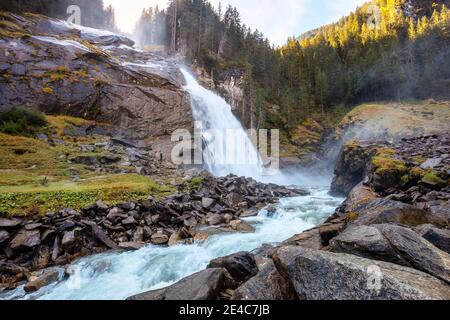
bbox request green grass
[0,115,176,216]
[0,174,175,216]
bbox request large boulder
[329,225,408,266]
[271,246,450,300]
[374,224,450,284]
[330,141,378,196]
[126,268,236,300]
[352,199,433,227]
[10,229,41,251]
[207,252,259,283]
[330,224,450,284]
[415,224,450,254]
[232,260,297,300]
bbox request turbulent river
[2,69,343,300]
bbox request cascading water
[180,68,264,179]
[1,68,344,301]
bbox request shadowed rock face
[0,13,192,143]
[127,268,236,301]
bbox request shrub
[0,107,47,136]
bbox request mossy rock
[421,171,448,189]
[371,148,408,192]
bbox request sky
[103,0,368,46]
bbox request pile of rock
[0,174,308,291]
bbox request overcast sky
[103,0,368,46]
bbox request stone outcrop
[0,13,191,151]
[127,268,236,300]
[207,252,259,283]
[271,246,450,300]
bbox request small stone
[224,214,234,224]
[121,216,137,225]
[24,268,61,293]
[207,214,225,226]
[194,232,209,242]
[96,200,108,210]
[151,232,169,245]
[167,232,180,246]
[229,220,255,233]
[118,242,145,251]
[61,230,76,251]
[10,229,41,251]
[0,218,22,228]
[202,197,216,209]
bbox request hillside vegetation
[0,114,175,216]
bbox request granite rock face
[0,13,191,148]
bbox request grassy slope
[281,100,450,158]
[0,115,175,216]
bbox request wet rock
[151,232,169,245]
[193,232,209,242]
[272,246,450,300]
[10,230,41,251]
[118,242,145,251]
[168,232,183,246]
[229,220,255,233]
[127,268,236,300]
[415,224,450,254]
[421,158,443,170]
[208,252,259,283]
[24,268,62,293]
[232,260,297,300]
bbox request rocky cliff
[0,12,192,153]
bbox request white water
[181,69,265,179]
[0,69,343,301]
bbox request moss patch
[372,148,407,176]
[422,171,447,187]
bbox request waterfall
[180,69,264,179]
